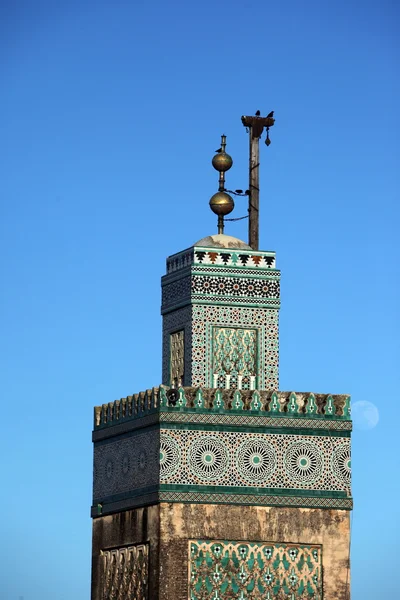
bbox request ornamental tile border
[161,268,281,286]
[191,274,280,299]
[159,491,353,510]
[192,265,280,278]
[159,412,352,431]
[192,248,276,269]
[92,413,351,444]
[91,491,353,517]
[161,272,281,313]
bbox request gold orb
[212,152,233,172]
[209,192,234,216]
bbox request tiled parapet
[161,246,280,390]
[92,388,352,517]
[93,388,351,429]
[165,246,277,275]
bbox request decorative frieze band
[93,428,351,507]
[159,430,351,493]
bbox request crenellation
[93,387,351,429]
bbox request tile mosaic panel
[159,429,351,494]
[162,303,278,389]
[189,540,321,600]
[192,305,279,389]
[93,430,159,501]
[212,327,258,390]
[102,544,148,600]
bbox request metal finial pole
[241,113,275,250]
[218,135,227,192]
[218,214,224,234]
[210,135,234,235]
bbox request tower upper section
[161,235,280,390]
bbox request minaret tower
[91,114,352,600]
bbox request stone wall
[91,502,350,599]
[159,503,350,600]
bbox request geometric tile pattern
[101,544,148,600]
[192,274,280,300]
[192,274,280,299]
[189,540,322,600]
[162,274,280,310]
[159,430,351,493]
[93,425,351,504]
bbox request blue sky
[1,1,398,598]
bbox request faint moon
[351,401,379,431]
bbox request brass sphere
[209,192,234,216]
[212,152,233,172]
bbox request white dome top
[194,234,251,250]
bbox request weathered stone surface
[91,506,160,600]
[159,503,350,600]
[91,503,350,599]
